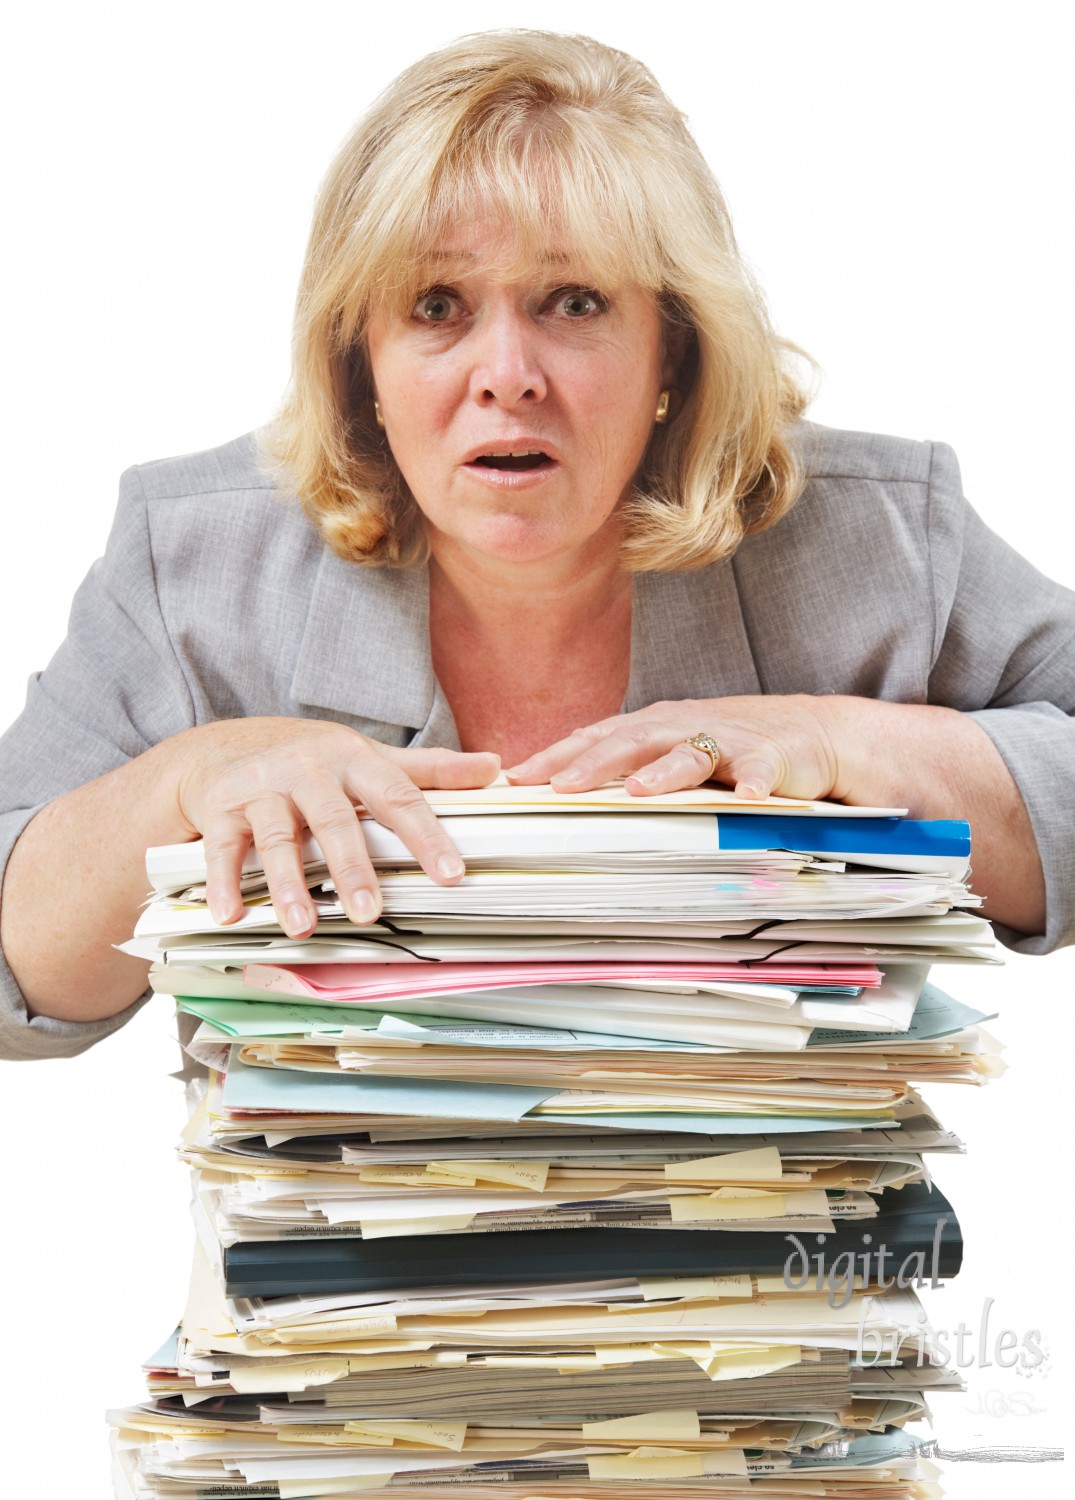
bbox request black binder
[224,1181,961,1297]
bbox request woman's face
[366,216,667,572]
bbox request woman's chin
[436,514,613,570]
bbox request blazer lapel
[627,563,762,709]
[289,551,460,747]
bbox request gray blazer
[2,423,1073,1061]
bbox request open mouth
[472,451,554,472]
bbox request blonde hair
[270,30,811,570]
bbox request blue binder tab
[714,815,970,857]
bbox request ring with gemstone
[682,732,721,779]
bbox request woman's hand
[506,693,1046,935]
[505,696,843,801]
[175,717,499,936]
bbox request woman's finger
[503,724,611,784]
[244,791,319,938]
[623,740,726,795]
[547,723,682,792]
[202,810,255,925]
[290,773,382,925]
[382,746,502,790]
[344,756,466,884]
[728,753,780,800]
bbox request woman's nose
[467,306,548,408]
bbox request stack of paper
[111,783,992,1498]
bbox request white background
[0,1,1071,1493]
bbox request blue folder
[715,815,970,857]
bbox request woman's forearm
[1,717,496,1027]
[818,696,1046,935]
[0,734,196,1023]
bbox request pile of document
[110,781,998,1498]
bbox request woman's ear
[660,315,695,390]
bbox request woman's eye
[554,288,606,319]
[413,289,459,323]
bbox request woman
[0,29,1072,1064]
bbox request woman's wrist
[808,695,965,814]
[3,731,224,1025]
[810,694,1045,933]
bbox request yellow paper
[359,1166,477,1187]
[228,1360,350,1394]
[270,1315,398,1344]
[755,1274,794,1293]
[430,1159,550,1191]
[358,1214,475,1238]
[664,1146,783,1183]
[669,1191,787,1223]
[588,1449,706,1480]
[655,1340,755,1361]
[422,779,819,812]
[344,1420,467,1451]
[592,1344,669,1367]
[582,1409,700,1442]
[638,1274,753,1302]
[341,1353,455,1374]
[287,1425,366,1445]
[699,1345,803,1382]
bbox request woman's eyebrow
[422,249,575,266]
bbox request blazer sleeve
[0,466,196,1060]
[925,442,1075,954]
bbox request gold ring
[683,732,720,780]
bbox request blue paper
[222,1049,557,1122]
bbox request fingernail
[631,771,657,787]
[349,891,380,924]
[207,888,234,924]
[555,768,583,786]
[287,903,311,934]
[437,854,465,879]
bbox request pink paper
[244,959,881,1005]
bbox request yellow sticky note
[287,1425,359,1445]
[669,1192,786,1222]
[665,1147,783,1183]
[344,1420,467,1452]
[359,1166,476,1187]
[432,1159,550,1191]
[592,1344,667,1367]
[582,1409,700,1442]
[271,1315,397,1343]
[638,1274,753,1302]
[228,1360,349,1393]
[588,1449,705,1480]
[701,1449,751,1477]
[702,1345,803,1382]
[341,1354,442,1374]
[359,1214,474,1238]
[756,1274,796,1293]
